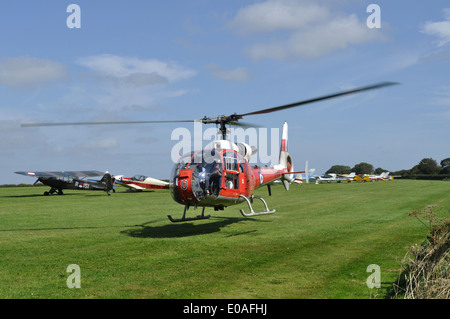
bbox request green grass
[0,180,449,299]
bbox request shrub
[394,205,450,299]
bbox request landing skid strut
[168,205,211,223]
[239,194,275,217]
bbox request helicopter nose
[179,177,190,194]
[181,169,210,202]
[190,176,205,200]
[172,168,197,205]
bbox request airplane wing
[15,170,106,178]
[143,177,170,187]
[118,183,147,190]
[117,176,170,190]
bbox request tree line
[325,157,450,180]
[326,163,387,175]
[393,157,450,179]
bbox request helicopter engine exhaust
[236,142,257,162]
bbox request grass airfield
[1,180,449,299]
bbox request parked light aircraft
[354,174,369,182]
[116,175,170,191]
[314,172,355,183]
[368,172,390,181]
[336,172,356,182]
[15,170,114,195]
[315,173,337,183]
[291,161,315,184]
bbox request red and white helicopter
[21,82,397,222]
[168,120,296,222]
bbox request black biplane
[15,170,114,196]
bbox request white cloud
[88,85,160,111]
[421,9,450,46]
[206,64,250,82]
[77,54,196,84]
[229,0,330,35]
[0,57,69,89]
[229,0,382,60]
[74,54,197,112]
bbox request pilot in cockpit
[209,161,222,196]
[198,165,207,195]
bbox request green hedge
[396,174,450,181]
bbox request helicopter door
[224,172,239,190]
[223,151,240,195]
[236,153,247,193]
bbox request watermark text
[66,264,81,288]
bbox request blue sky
[1,0,450,184]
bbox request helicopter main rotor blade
[21,81,398,129]
[229,121,261,128]
[236,81,398,118]
[21,119,198,127]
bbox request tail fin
[101,172,114,194]
[275,122,294,191]
[305,160,309,184]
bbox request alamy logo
[366,4,381,29]
[366,264,381,289]
[66,4,81,29]
[66,264,81,288]
[171,122,280,166]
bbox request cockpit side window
[188,149,221,166]
[185,149,223,199]
[236,153,245,173]
[223,150,238,172]
[171,151,194,182]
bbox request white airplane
[315,173,337,183]
[314,172,356,184]
[115,175,169,191]
[368,172,390,181]
[292,161,315,184]
[336,172,356,182]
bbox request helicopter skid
[239,195,275,217]
[168,206,211,223]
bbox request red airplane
[117,175,169,191]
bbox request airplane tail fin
[276,122,294,191]
[100,172,114,194]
